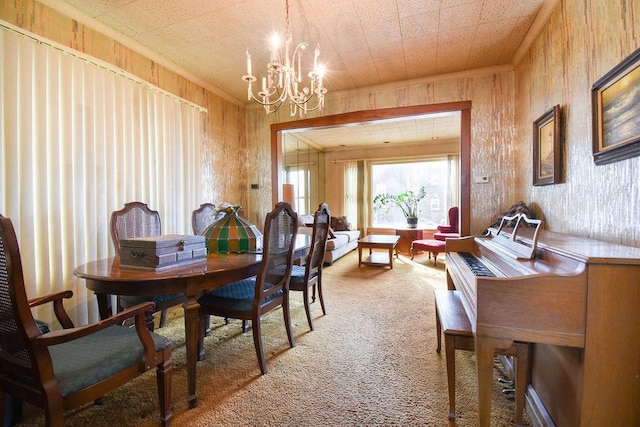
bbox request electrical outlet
[475,176,489,184]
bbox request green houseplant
[373,186,427,228]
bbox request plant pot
[406,217,418,228]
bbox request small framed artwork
[592,47,640,165]
[533,105,562,186]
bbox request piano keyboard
[459,252,496,277]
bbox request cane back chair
[0,215,173,426]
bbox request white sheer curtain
[0,22,205,326]
[447,154,460,209]
[344,161,358,229]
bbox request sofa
[298,214,360,265]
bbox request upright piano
[445,214,640,426]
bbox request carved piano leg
[514,342,531,427]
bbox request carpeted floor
[19,251,531,426]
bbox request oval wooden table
[74,253,263,408]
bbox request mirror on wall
[282,134,325,214]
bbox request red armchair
[434,207,459,241]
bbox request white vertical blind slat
[0,24,204,326]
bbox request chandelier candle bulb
[246,50,251,75]
[314,45,319,69]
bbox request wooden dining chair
[111,201,186,330]
[274,203,330,331]
[191,203,217,236]
[0,215,173,426]
[191,203,218,335]
[196,202,298,374]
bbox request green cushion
[120,293,184,306]
[198,278,283,313]
[269,264,317,285]
[48,325,171,397]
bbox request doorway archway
[271,102,471,236]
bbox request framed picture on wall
[592,47,640,165]
[533,105,562,186]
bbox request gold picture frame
[533,105,562,186]
[592,47,640,165]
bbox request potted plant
[373,186,427,228]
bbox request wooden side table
[395,228,423,254]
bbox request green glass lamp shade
[204,206,263,254]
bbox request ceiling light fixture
[242,0,327,117]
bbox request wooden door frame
[271,102,471,236]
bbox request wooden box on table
[119,234,206,270]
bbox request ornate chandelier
[242,0,327,117]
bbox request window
[285,167,310,213]
[371,158,458,228]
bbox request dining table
[73,235,310,408]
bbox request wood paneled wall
[4,0,638,245]
[514,0,640,246]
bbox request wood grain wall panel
[5,0,638,244]
[514,0,640,247]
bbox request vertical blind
[0,22,205,326]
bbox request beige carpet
[20,251,531,426]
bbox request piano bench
[410,239,446,264]
[433,289,531,425]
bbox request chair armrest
[36,301,155,345]
[437,225,456,233]
[35,301,161,368]
[29,290,75,329]
[28,290,73,308]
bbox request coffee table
[358,234,401,269]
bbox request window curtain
[0,22,205,326]
[447,154,460,209]
[344,162,358,229]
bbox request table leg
[94,288,112,320]
[358,245,363,267]
[389,247,394,268]
[183,295,200,408]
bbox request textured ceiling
[49,0,552,150]
[287,111,462,151]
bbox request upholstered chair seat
[47,326,171,397]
